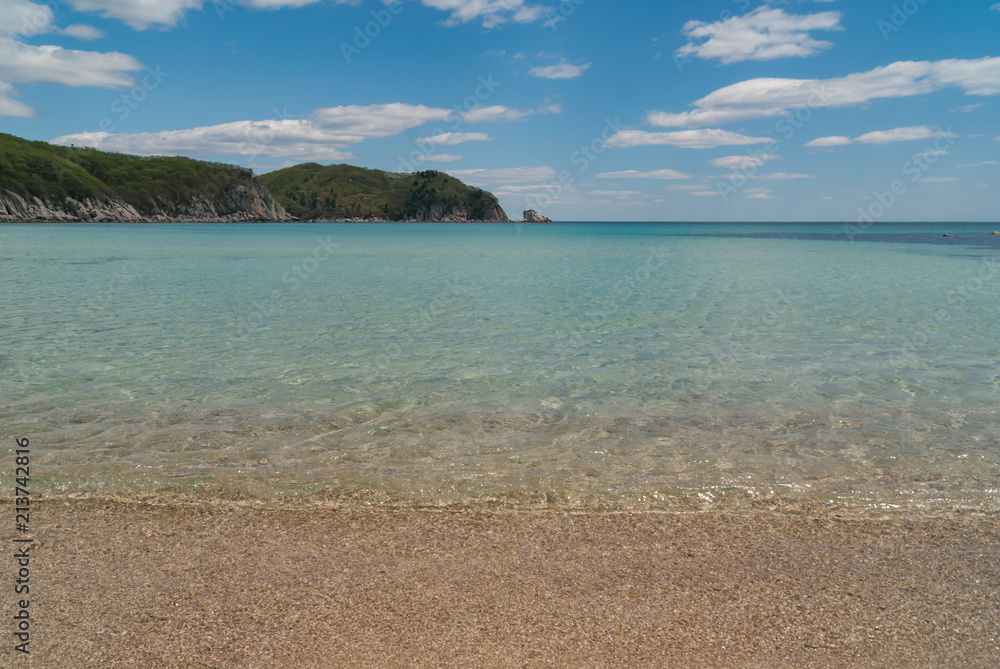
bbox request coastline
[9,499,998,667]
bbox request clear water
[2,222,998,510]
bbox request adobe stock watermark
[77,66,169,135]
[397,75,501,172]
[373,276,473,370]
[231,235,341,342]
[543,0,587,29]
[890,254,999,367]
[523,116,625,213]
[845,131,957,241]
[878,0,930,41]
[79,267,135,317]
[567,243,673,347]
[716,83,830,201]
[341,2,404,64]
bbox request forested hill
[0,132,290,222]
[0,133,510,223]
[257,163,510,222]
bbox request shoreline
[8,499,998,667]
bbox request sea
[2,222,998,512]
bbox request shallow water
[2,222,998,510]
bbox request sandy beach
[5,499,997,668]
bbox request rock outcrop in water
[522,209,553,223]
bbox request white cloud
[418,0,550,28]
[753,172,813,180]
[0,80,34,118]
[493,183,559,193]
[721,172,813,181]
[529,60,590,79]
[955,160,998,168]
[855,126,957,144]
[677,6,842,64]
[0,0,54,37]
[0,0,144,119]
[955,102,985,112]
[416,132,492,145]
[595,169,691,180]
[0,39,141,88]
[445,166,558,186]
[709,153,779,169]
[746,192,776,199]
[919,177,959,183]
[648,57,1000,129]
[691,190,722,196]
[590,190,641,196]
[62,24,105,40]
[51,103,454,160]
[66,0,204,30]
[607,128,772,150]
[804,136,852,147]
[993,3,1000,10]
[666,184,704,191]
[460,104,559,123]
[64,0,357,31]
[806,126,957,147]
[415,154,462,163]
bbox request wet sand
[6,500,999,667]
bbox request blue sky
[1,0,998,221]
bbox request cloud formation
[52,103,456,160]
[649,57,1000,129]
[595,169,691,180]
[445,166,558,186]
[677,6,842,64]
[805,126,958,146]
[418,0,549,28]
[607,128,773,150]
[416,132,493,145]
[530,60,590,79]
[51,101,556,160]
[0,0,143,118]
[710,153,779,169]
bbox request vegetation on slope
[0,133,253,214]
[257,163,504,221]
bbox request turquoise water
[2,222,998,509]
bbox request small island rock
[522,209,553,223]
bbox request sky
[1,0,999,222]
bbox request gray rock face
[0,179,292,223]
[522,209,553,223]
[402,203,510,223]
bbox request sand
[4,499,998,667]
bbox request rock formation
[0,179,292,223]
[522,209,553,223]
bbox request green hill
[0,133,509,222]
[257,163,510,222]
[0,132,257,215]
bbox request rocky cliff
[0,179,291,223]
[412,203,510,223]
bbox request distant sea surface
[3,222,998,511]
